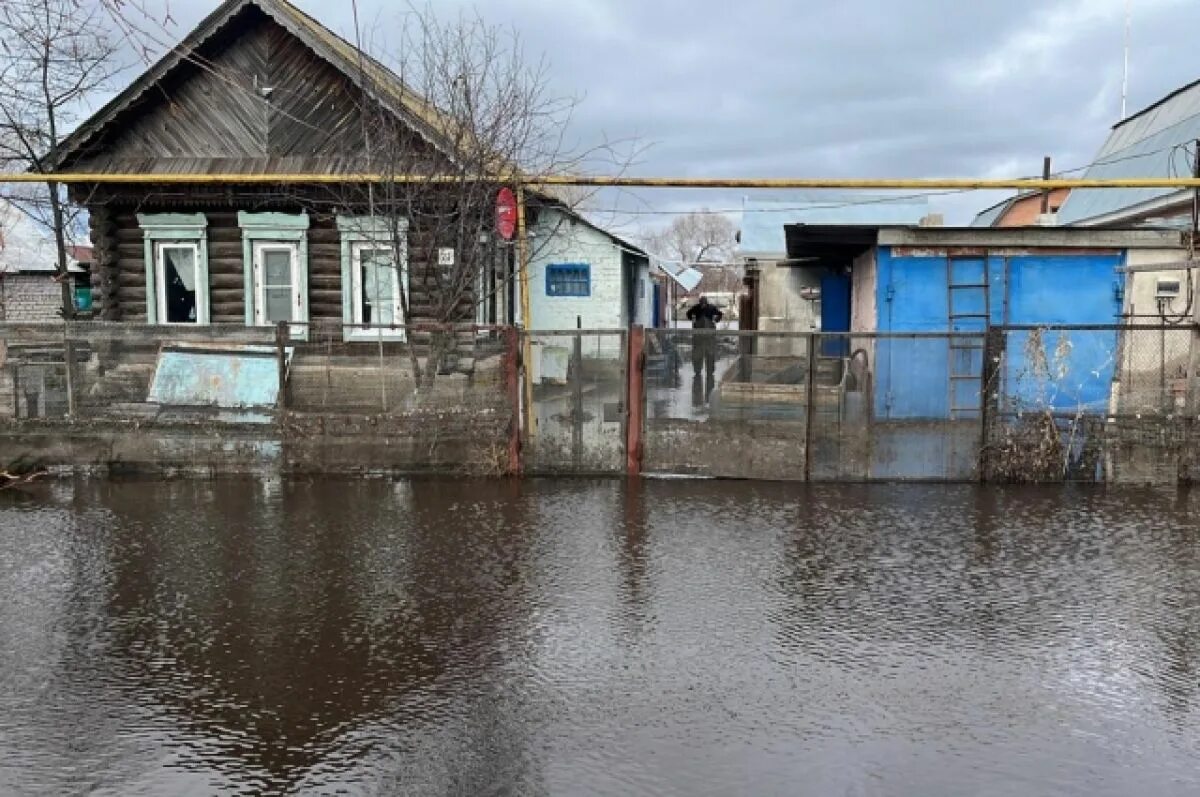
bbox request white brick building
[0,200,91,321]
[524,207,652,379]
[0,273,62,322]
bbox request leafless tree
[330,5,637,382]
[640,211,739,322]
[640,210,738,268]
[0,0,120,317]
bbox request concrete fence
[2,321,1198,483]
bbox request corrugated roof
[1058,80,1200,225]
[737,195,928,258]
[970,196,1014,227]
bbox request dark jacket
[686,302,723,329]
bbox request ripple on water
[0,478,1198,795]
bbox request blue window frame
[546,263,590,297]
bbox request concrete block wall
[0,274,60,322]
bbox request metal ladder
[947,257,989,419]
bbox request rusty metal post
[626,324,646,477]
[503,326,522,475]
[275,321,289,412]
[804,332,817,481]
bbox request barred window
[546,263,590,297]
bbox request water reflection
[1,478,1199,795]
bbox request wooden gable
[64,4,432,175]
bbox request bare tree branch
[639,210,738,267]
[314,3,639,384]
[0,0,120,317]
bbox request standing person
[686,296,723,378]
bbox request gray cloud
[114,0,1200,226]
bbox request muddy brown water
[1,478,1198,796]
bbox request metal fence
[3,321,1199,483]
[522,329,627,474]
[1,321,520,476]
[984,324,1200,484]
[641,329,984,481]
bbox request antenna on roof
[1121,0,1131,120]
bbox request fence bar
[275,321,288,411]
[572,318,584,471]
[63,324,76,418]
[980,327,1005,481]
[503,327,522,475]
[804,332,817,482]
[626,325,645,477]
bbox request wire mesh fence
[643,328,810,480]
[984,324,1200,483]
[287,321,510,416]
[640,329,984,481]
[4,320,1200,483]
[1,320,519,475]
[522,329,627,474]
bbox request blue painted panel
[878,250,949,331]
[820,272,851,356]
[148,346,281,408]
[876,336,952,419]
[1003,254,1122,411]
[875,248,951,419]
[1006,255,1122,325]
[987,256,1007,325]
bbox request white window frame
[251,240,304,330]
[137,212,209,325]
[154,240,205,325]
[348,241,407,340]
[337,215,409,342]
[238,212,309,338]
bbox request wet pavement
[1,478,1198,795]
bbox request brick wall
[526,209,628,377]
[528,209,628,333]
[0,274,60,322]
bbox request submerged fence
[2,321,1199,483]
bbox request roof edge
[1112,76,1200,131]
[50,0,465,171]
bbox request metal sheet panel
[148,345,282,408]
[1060,81,1200,224]
[738,195,929,258]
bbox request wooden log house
[50,0,515,341]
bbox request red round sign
[495,187,518,241]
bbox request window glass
[546,263,590,297]
[264,250,291,285]
[161,245,197,323]
[261,248,294,323]
[359,248,396,325]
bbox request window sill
[255,322,309,341]
[344,328,408,343]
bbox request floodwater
[2,478,1199,796]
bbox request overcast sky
[113,0,1200,230]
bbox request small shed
[737,196,928,344]
[783,224,1189,420]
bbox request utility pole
[1040,156,1052,215]
[1121,0,1132,120]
